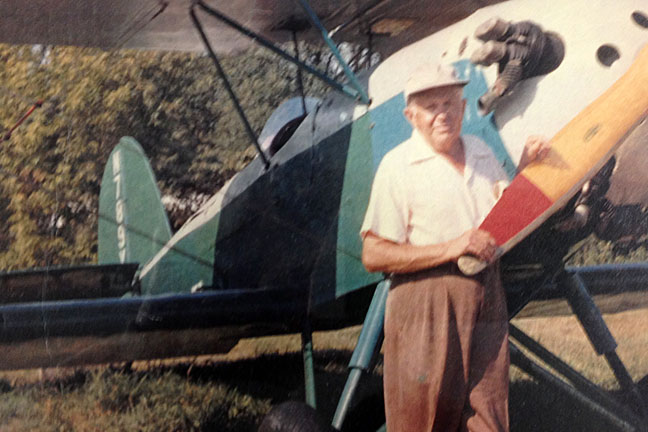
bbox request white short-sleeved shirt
[361,130,509,246]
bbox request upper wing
[0,0,505,54]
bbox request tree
[0,41,333,268]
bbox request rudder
[98,137,172,267]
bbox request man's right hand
[362,229,498,274]
[450,228,498,263]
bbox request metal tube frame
[510,342,640,432]
[328,0,386,37]
[328,269,648,431]
[294,0,371,104]
[292,31,308,116]
[189,7,270,169]
[302,320,317,408]
[509,324,642,427]
[561,271,648,421]
[332,279,390,430]
[194,0,369,104]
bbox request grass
[512,308,648,388]
[1,308,648,431]
[0,365,271,432]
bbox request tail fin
[98,137,172,266]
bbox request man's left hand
[518,135,551,171]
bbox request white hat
[404,63,468,99]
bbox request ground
[1,301,647,431]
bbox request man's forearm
[362,233,458,274]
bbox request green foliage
[0,43,329,269]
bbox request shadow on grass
[0,379,11,393]
[13,351,642,432]
[151,349,384,432]
[511,380,624,432]
[168,349,355,401]
[141,350,643,432]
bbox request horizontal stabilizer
[0,264,138,304]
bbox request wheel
[258,401,335,432]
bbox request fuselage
[138,0,648,309]
[2,0,648,371]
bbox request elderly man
[361,64,547,432]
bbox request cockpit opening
[258,97,320,158]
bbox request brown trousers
[383,264,509,432]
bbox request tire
[258,401,335,432]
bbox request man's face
[404,85,466,154]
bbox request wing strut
[292,31,308,117]
[189,7,271,169]
[192,0,370,104]
[295,0,371,104]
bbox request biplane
[1,0,648,430]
